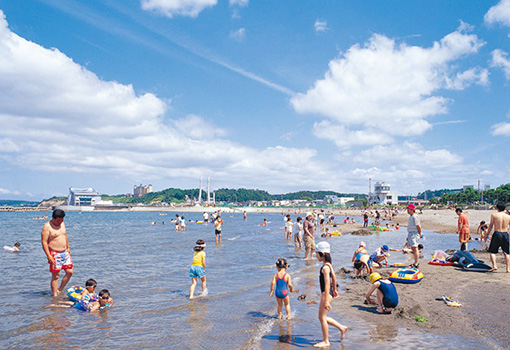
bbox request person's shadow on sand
[352,304,392,315]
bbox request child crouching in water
[269,258,294,319]
[314,242,347,348]
[189,239,207,299]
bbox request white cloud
[229,0,248,6]
[313,121,393,149]
[0,138,20,152]
[491,49,510,79]
[141,0,217,18]
[0,11,330,192]
[444,67,489,89]
[171,114,227,139]
[491,122,510,136]
[485,0,510,27]
[291,25,485,147]
[229,27,246,41]
[353,142,463,169]
[314,20,328,32]
[0,188,21,195]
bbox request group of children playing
[187,237,351,348]
[49,278,113,312]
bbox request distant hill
[103,188,365,205]
[0,199,39,207]
[273,191,364,201]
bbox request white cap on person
[315,241,330,253]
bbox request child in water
[269,258,294,319]
[365,272,398,313]
[314,242,348,347]
[4,242,21,252]
[80,278,97,296]
[189,239,207,299]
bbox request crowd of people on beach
[5,201,509,347]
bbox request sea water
[0,211,489,349]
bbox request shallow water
[0,211,489,349]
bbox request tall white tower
[207,177,211,204]
[198,177,203,204]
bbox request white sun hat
[315,241,331,253]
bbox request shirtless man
[487,203,510,272]
[41,209,73,296]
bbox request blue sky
[0,0,510,200]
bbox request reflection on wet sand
[276,321,293,349]
[368,323,399,343]
[187,300,211,349]
[21,309,74,350]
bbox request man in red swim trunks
[41,209,73,297]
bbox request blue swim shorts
[189,265,206,278]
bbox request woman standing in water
[314,242,347,348]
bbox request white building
[369,182,398,206]
[68,187,102,206]
[324,195,355,206]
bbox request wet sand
[336,250,510,349]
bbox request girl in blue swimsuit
[269,258,294,319]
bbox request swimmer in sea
[269,258,294,319]
[6,242,21,251]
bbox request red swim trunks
[49,250,73,273]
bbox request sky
[0,0,510,201]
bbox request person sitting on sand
[365,272,398,314]
[269,258,294,319]
[370,245,391,268]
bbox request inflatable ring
[428,260,454,266]
[389,267,423,284]
[196,221,204,224]
[66,286,85,302]
[331,231,341,236]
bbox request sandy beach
[321,208,509,349]
[335,249,509,349]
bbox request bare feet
[313,341,330,348]
[488,267,498,272]
[278,314,283,319]
[376,306,384,313]
[340,325,348,341]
